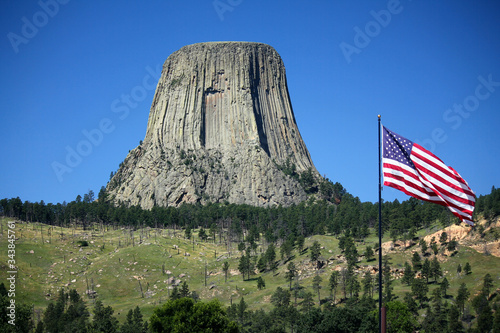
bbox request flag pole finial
[378,114,381,119]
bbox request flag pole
[378,115,385,333]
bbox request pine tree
[482,273,494,297]
[180,281,190,298]
[447,238,458,252]
[299,291,315,312]
[285,262,297,290]
[43,300,63,332]
[43,288,90,333]
[421,307,437,332]
[90,300,119,333]
[340,267,350,300]
[257,276,266,290]
[296,234,305,253]
[238,254,251,280]
[329,271,339,303]
[35,321,44,333]
[237,297,248,325]
[257,254,267,272]
[170,286,181,300]
[493,303,500,333]
[347,275,361,299]
[384,301,417,333]
[149,298,238,333]
[411,252,421,271]
[430,287,443,317]
[364,245,374,262]
[419,238,428,256]
[447,305,465,333]
[440,277,449,297]
[401,261,414,286]
[280,239,293,261]
[265,244,277,271]
[403,292,419,316]
[121,307,147,333]
[421,258,431,284]
[184,227,192,240]
[310,240,321,265]
[222,261,230,283]
[439,231,448,245]
[431,243,439,255]
[312,274,323,304]
[338,232,349,252]
[464,262,472,275]
[344,242,359,268]
[65,289,89,332]
[238,242,246,253]
[382,256,394,303]
[361,271,374,298]
[209,223,217,243]
[473,293,493,333]
[430,256,442,282]
[270,287,291,308]
[411,278,428,307]
[456,283,469,314]
[198,228,207,241]
[407,227,417,247]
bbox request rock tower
[107,42,319,208]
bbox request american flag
[382,126,475,226]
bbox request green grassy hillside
[1,217,499,324]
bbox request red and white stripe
[383,143,475,225]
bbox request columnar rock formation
[107,42,319,209]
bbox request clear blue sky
[1,0,499,205]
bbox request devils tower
[107,42,320,209]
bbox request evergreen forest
[1,185,500,332]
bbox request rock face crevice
[107,42,319,209]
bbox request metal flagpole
[378,115,385,333]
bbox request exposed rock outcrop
[107,42,319,208]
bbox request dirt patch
[457,218,500,257]
[423,224,472,244]
[381,217,500,258]
[470,241,500,257]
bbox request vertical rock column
[107,42,320,208]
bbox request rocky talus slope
[107,42,319,208]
